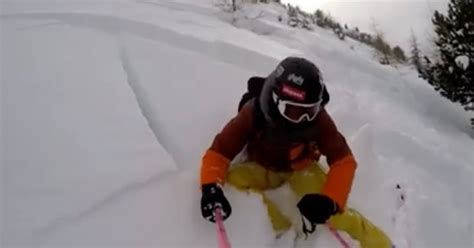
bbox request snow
[456,55,470,70]
[2,18,176,245]
[2,1,474,248]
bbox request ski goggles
[272,92,322,123]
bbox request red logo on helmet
[281,84,305,101]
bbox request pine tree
[314,9,325,27]
[287,4,298,27]
[409,31,423,70]
[424,0,473,124]
[393,46,407,62]
[370,19,392,65]
[373,33,392,65]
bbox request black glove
[201,183,232,222]
[297,193,339,224]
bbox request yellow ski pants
[226,161,392,248]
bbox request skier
[199,57,392,248]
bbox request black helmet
[259,57,329,126]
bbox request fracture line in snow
[134,0,214,16]
[32,171,175,243]
[118,43,178,167]
[15,21,63,31]
[3,12,279,75]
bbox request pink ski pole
[214,207,232,248]
[327,223,351,248]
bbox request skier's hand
[201,183,232,222]
[297,193,339,224]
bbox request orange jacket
[200,103,357,210]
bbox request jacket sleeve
[200,104,254,186]
[314,109,357,210]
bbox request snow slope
[2,1,473,248]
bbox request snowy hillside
[2,1,473,248]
